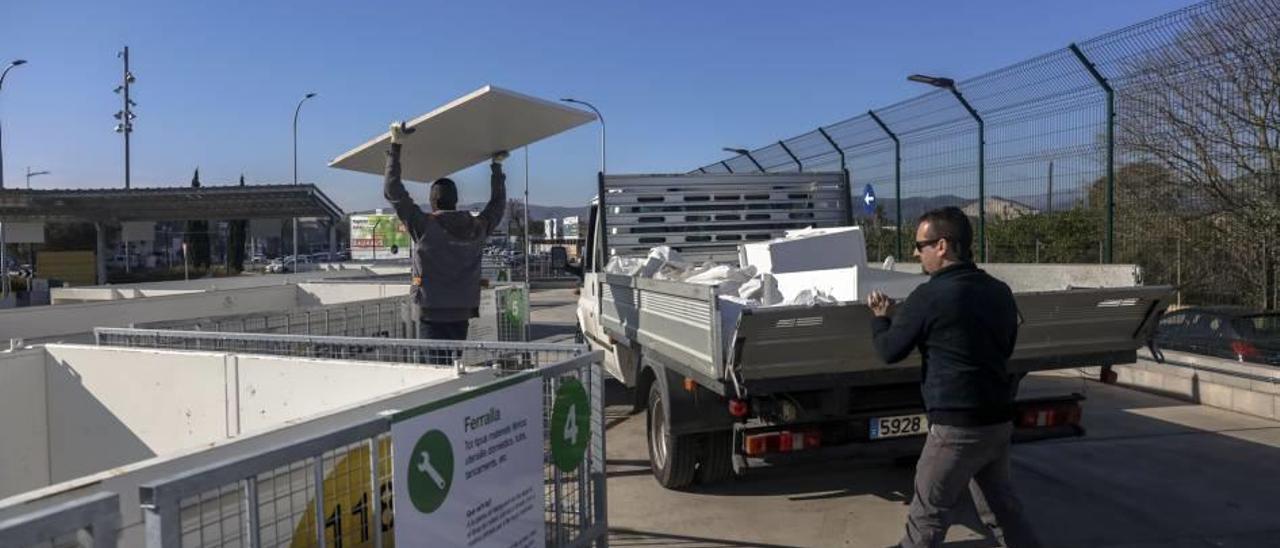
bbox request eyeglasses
[914,238,942,252]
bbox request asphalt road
[529,287,1280,547]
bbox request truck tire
[696,430,735,485]
[647,383,697,489]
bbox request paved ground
[529,287,1280,547]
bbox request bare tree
[1115,2,1280,306]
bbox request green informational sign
[496,286,528,340]
[407,429,454,514]
[391,378,545,545]
[549,378,591,472]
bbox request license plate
[869,413,928,440]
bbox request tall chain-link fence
[698,0,1280,309]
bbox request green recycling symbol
[407,429,454,514]
[550,378,591,472]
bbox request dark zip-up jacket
[384,143,505,321]
[870,262,1019,426]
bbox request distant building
[962,197,1039,221]
[562,216,581,239]
[544,218,561,239]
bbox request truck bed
[599,273,1172,396]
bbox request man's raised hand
[388,121,414,144]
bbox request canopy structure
[0,184,344,223]
[329,85,597,183]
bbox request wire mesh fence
[130,346,604,548]
[0,492,121,548]
[127,283,531,343]
[136,297,413,339]
[697,0,1280,309]
[94,328,569,369]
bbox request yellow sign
[290,438,395,548]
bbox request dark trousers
[418,319,469,341]
[901,422,1041,548]
[417,320,469,365]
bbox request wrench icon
[416,450,447,490]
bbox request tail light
[1230,340,1259,361]
[1016,401,1082,429]
[728,399,749,418]
[742,429,822,456]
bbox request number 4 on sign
[563,404,578,443]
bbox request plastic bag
[738,273,783,306]
[787,288,839,306]
[604,256,646,276]
[641,246,690,279]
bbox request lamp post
[908,74,986,261]
[292,92,317,269]
[114,48,137,188]
[559,98,606,174]
[723,147,765,173]
[0,59,28,189]
[561,98,606,273]
[0,59,24,297]
[25,167,49,189]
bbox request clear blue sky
[0,0,1193,212]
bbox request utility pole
[114,47,137,189]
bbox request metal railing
[134,352,605,547]
[95,328,567,369]
[0,492,121,548]
[136,296,413,339]
[128,284,530,343]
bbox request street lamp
[908,73,986,261]
[292,92,317,267]
[559,98,606,174]
[561,97,606,276]
[723,147,765,172]
[25,167,50,188]
[0,59,28,189]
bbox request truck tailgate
[731,285,1172,392]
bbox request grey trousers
[901,422,1041,548]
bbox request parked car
[1152,306,1280,366]
[266,255,312,274]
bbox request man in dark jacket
[384,122,506,342]
[867,206,1040,548]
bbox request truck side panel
[599,274,721,384]
[730,285,1172,393]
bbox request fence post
[867,110,902,260]
[816,127,854,228]
[244,476,261,548]
[777,140,803,171]
[314,455,327,548]
[1070,42,1115,264]
[942,85,986,262]
[368,437,384,548]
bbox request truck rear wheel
[647,383,697,489]
[696,430,735,484]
